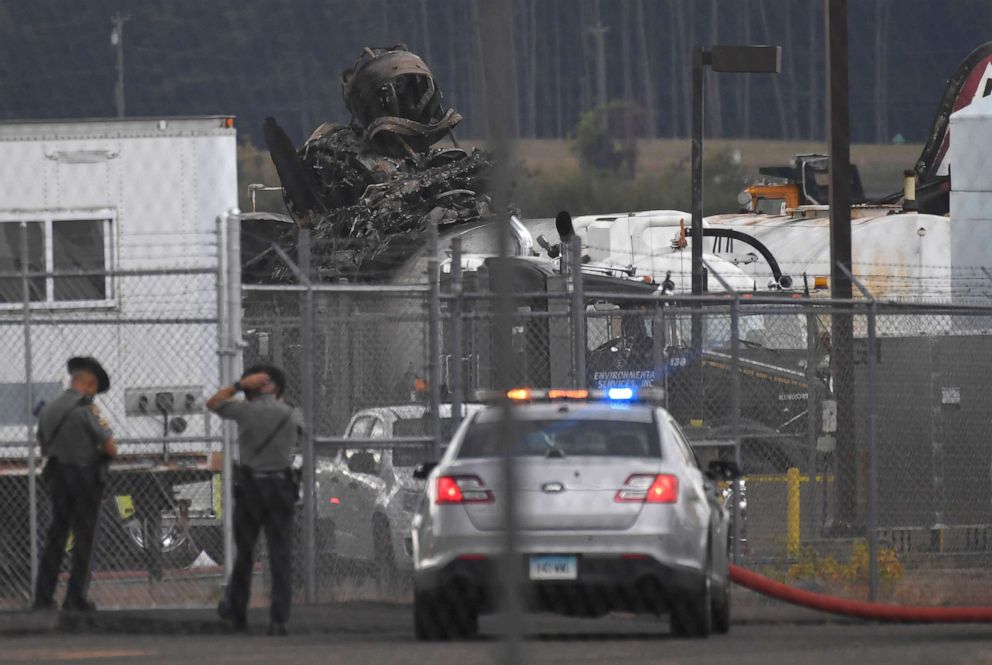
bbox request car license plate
[529,555,578,580]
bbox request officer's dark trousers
[35,462,104,607]
[227,474,295,625]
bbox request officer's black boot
[61,598,97,613]
[30,598,57,612]
[217,599,247,632]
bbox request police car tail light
[615,474,678,504]
[436,475,494,504]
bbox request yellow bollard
[787,467,801,557]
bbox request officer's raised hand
[206,372,272,412]
[239,372,272,393]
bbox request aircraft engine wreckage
[264,45,494,281]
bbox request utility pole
[825,0,857,529]
[588,21,609,124]
[111,13,130,118]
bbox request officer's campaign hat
[67,356,111,394]
[242,364,286,397]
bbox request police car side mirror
[706,459,741,482]
[412,461,438,480]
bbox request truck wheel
[414,585,479,641]
[123,515,201,570]
[190,525,225,567]
[670,572,713,638]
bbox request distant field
[239,138,923,214]
[466,138,923,198]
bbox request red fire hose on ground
[730,564,992,622]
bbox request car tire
[373,517,399,591]
[414,586,479,641]
[670,572,713,638]
[316,519,336,559]
[712,583,731,634]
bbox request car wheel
[711,582,731,634]
[373,517,399,591]
[315,519,348,583]
[414,585,479,641]
[670,569,713,638]
[316,519,336,559]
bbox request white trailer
[0,117,238,587]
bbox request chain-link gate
[0,257,230,610]
[241,224,444,605]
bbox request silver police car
[410,388,740,640]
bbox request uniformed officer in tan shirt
[208,364,301,636]
[33,357,117,613]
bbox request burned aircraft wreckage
[261,45,494,281]
[247,43,861,485]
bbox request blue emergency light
[607,387,635,401]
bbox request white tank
[570,210,755,293]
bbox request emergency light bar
[474,387,665,404]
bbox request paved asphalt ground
[3,602,992,665]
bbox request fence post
[703,259,743,562]
[427,222,443,459]
[805,300,822,535]
[450,237,464,426]
[865,298,879,600]
[216,212,232,578]
[652,304,667,409]
[21,222,37,605]
[569,236,586,389]
[217,210,244,578]
[839,264,879,602]
[730,292,743,563]
[298,227,316,605]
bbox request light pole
[691,45,781,297]
[690,45,781,419]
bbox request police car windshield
[457,419,660,459]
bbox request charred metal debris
[264,45,494,282]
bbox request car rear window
[457,418,660,459]
[391,418,459,467]
[392,445,432,467]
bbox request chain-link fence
[0,257,229,610]
[241,279,437,603]
[7,214,992,615]
[235,223,992,616]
